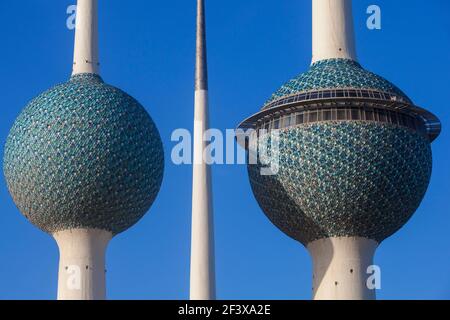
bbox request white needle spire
[190,0,216,300]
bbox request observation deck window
[323,110,332,121]
[256,107,425,137]
[273,119,280,129]
[309,111,318,122]
[337,109,347,120]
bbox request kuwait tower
[237,0,440,299]
[190,0,216,300]
[3,0,164,299]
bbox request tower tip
[195,0,208,90]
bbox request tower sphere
[237,0,442,300]
[3,73,164,235]
[239,58,440,245]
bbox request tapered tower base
[53,229,112,300]
[307,237,378,300]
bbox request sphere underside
[3,74,164,235]
[248,121,432,245]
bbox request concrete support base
[53,228,112,300]
[307,237,378,300]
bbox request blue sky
[0,0,449,300]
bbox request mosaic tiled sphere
[248,122,432,245]
[3,73,164,235]
[264,59,410,107]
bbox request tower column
[190,0,216,300]
[312,0,357,63]
[307,237,378,300]
[53,229,112,300]
[72,0,100,75]
[190,92,215,299]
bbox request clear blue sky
[0,0,449,300]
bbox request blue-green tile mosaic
[264,59,411,108]
[248,121,432,244]
[3,73,164,235]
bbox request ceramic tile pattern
[248,122,432,245]
[264,59,411,108]
[3,73,164,235]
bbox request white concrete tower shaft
[309,0,376,300]
[312,0,357,64]
[72,0,100,75]
[190,0,216,300]
[53,229,112,300]
[55,0,108,300]
[307,237,378,300]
